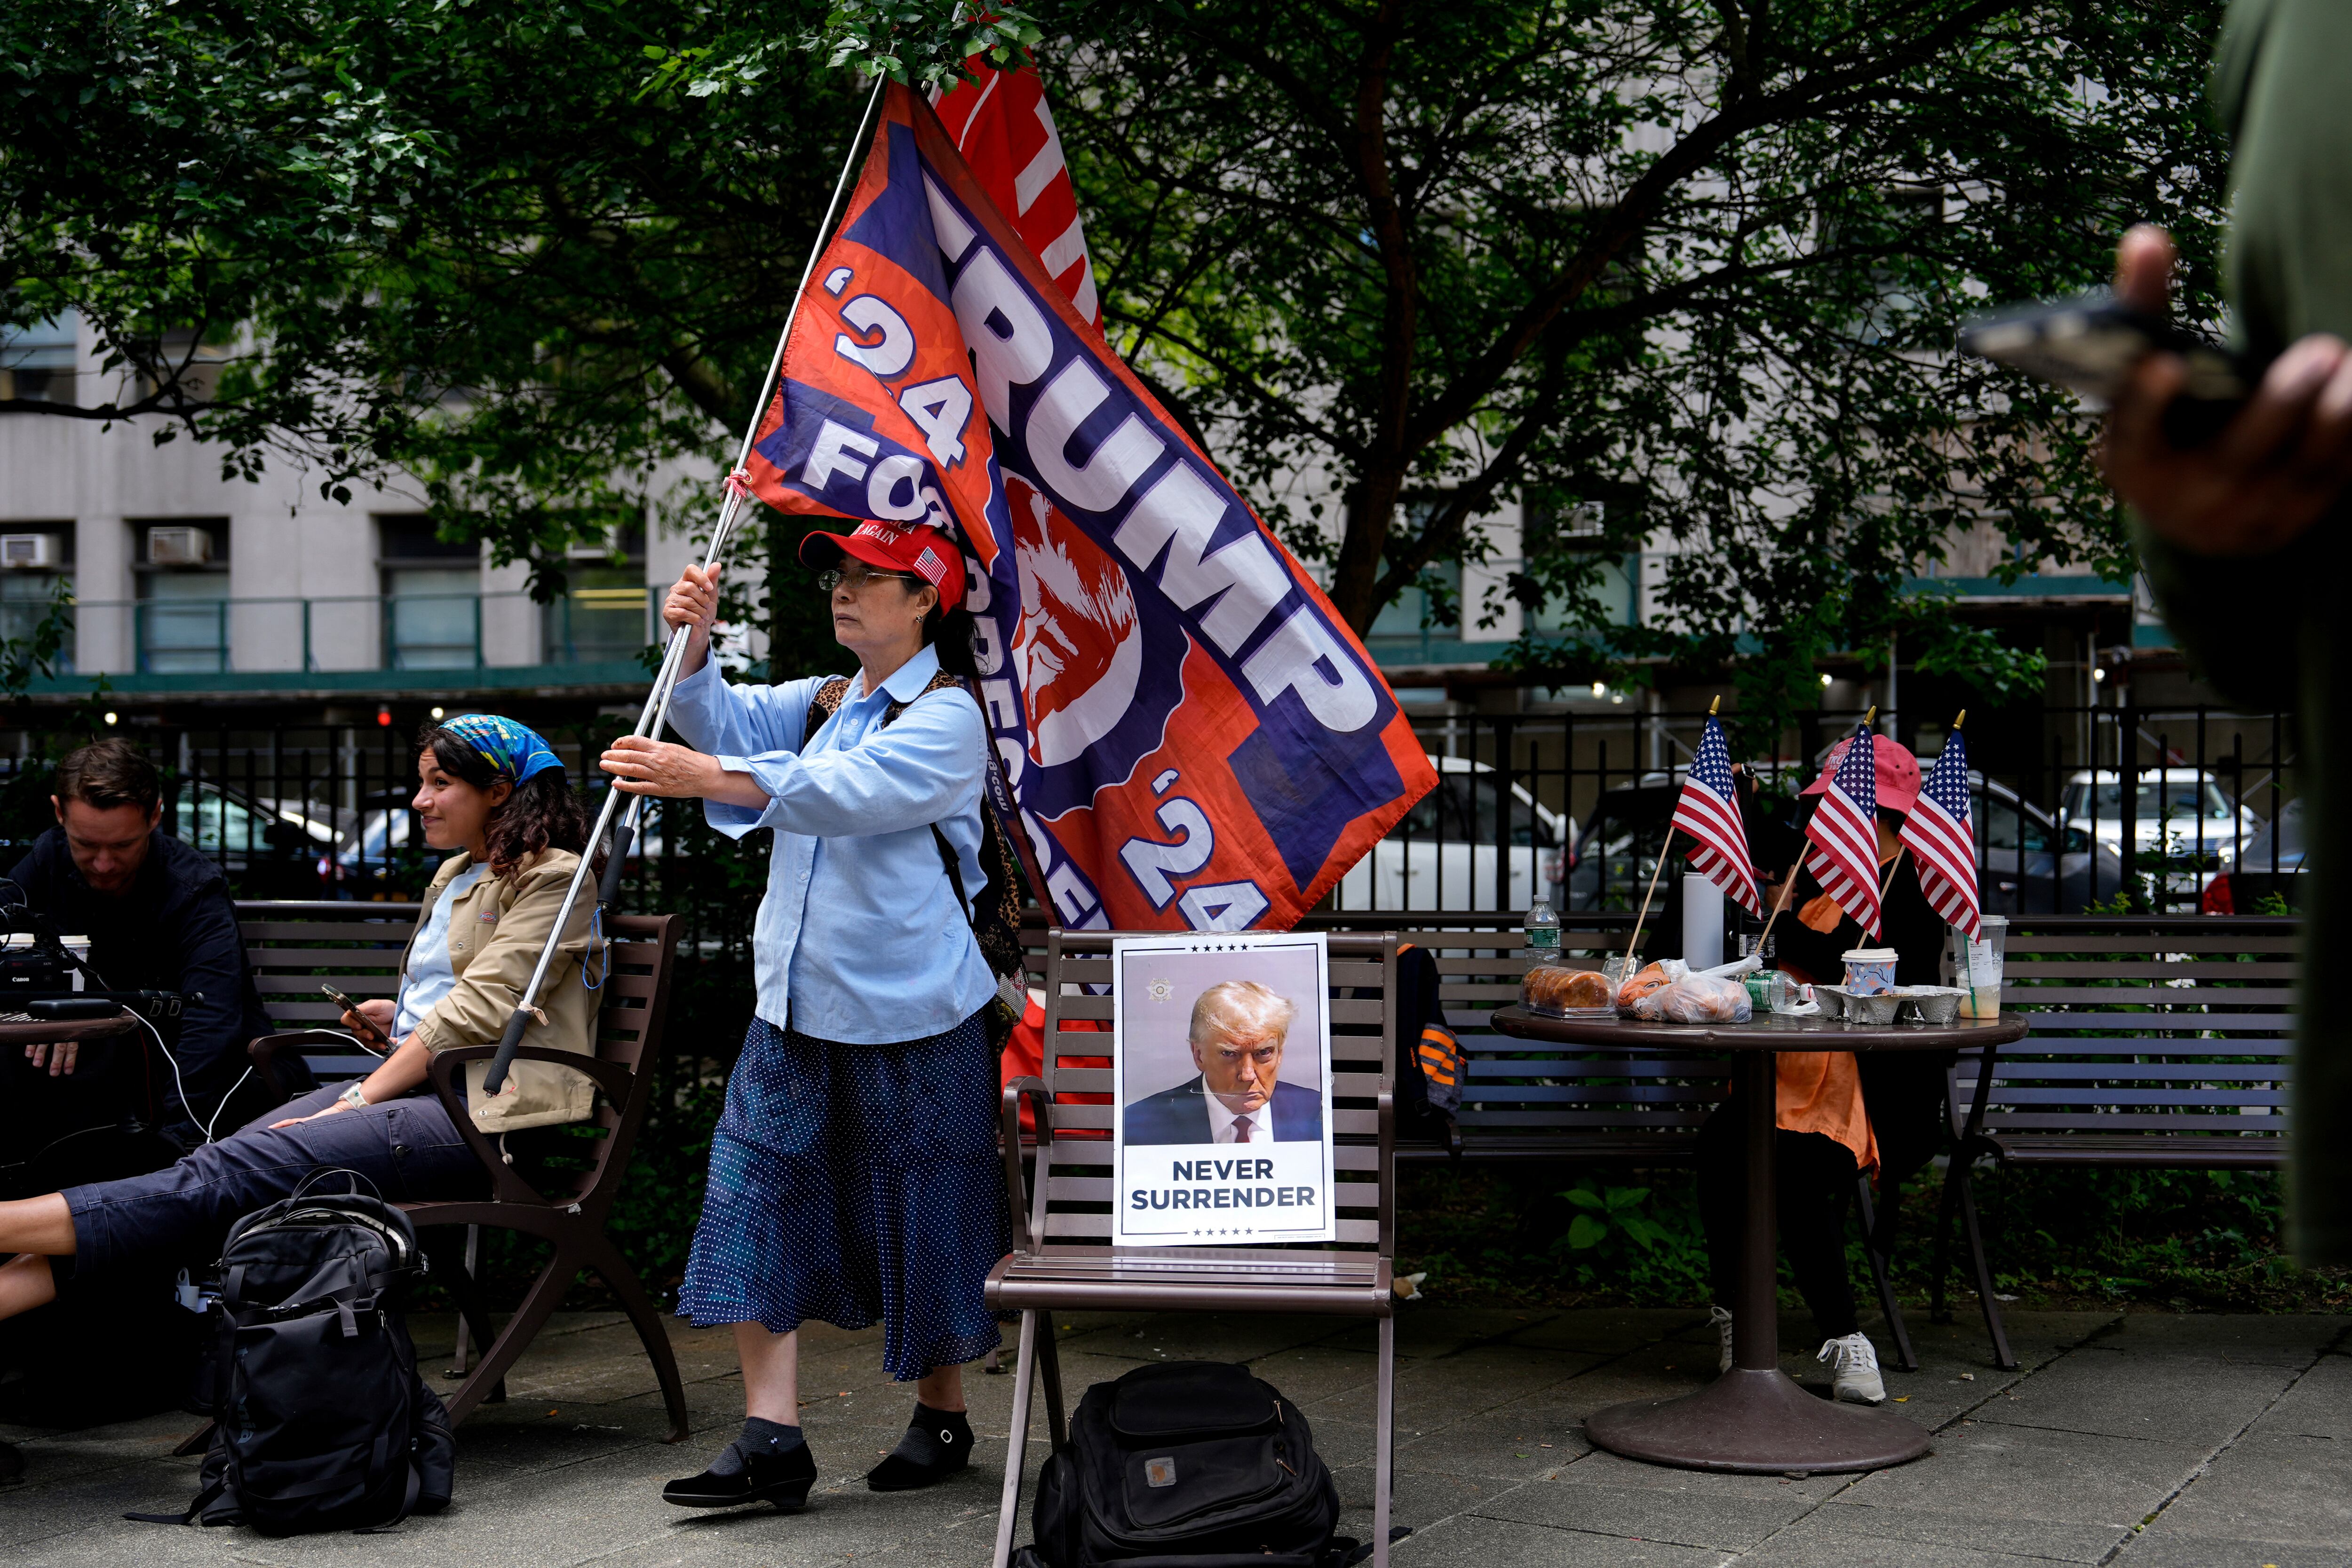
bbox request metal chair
[986,930,1400,1568]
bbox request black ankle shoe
[663,1438,817,1511]
[866,1410,973,1492]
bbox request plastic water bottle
[1523,896,1560,962]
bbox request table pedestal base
[1585,1368,1931,1474]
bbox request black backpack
[803,670,1033,1031]
[131,1172,454,1535]
[1023,1362,1344,1568]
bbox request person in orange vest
[1697,735,1952,1405]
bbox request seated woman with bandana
[0,714,602,1324]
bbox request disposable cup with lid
[1842,947,1899,996]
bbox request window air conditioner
[0,534,56,569]
[147,526,214,565]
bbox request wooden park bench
[1934,911,2297,1369]
[987,930,1401,1568]
[227,899,691,1442]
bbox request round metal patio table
[1490,1004,2027,1474]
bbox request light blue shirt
[666,644,996,1044]
[394,861,488,1038]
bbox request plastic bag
[1631,972,1754,1024]
[1614,958,1689,1011]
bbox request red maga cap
[1799,733,1923,814]
[797,520,967,610]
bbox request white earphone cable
[123,1006,255,1146]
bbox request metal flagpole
[484,73,889,1094]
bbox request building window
[380,516,481,669]
[1367,561,1462,643]
[1528,555,1638,632]
[134,520,230,673]
[0,314,78,405]
[1522,499,1638,631]
[542,523,649,666]
[1367,499,1463,648]
[0,526,74,673]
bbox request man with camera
[5,739,286,1148]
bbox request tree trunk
[1329,468,1405,634]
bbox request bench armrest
[248,1029,379,1100]
[423,1045,628,1208]
[1001,1075,1054,1252]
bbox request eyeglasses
[818,567,920,593]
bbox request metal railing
[1336,702,2297,918]
[0,702,2300,919]
[40,588,663,675]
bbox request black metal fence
[1350,702,2297,919]
[0,700,2300,922]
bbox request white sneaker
[1817,1333,1885,1404]
[1711,1305,1734,1374]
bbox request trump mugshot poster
[1111,932,1334,1246]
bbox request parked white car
[1331,755,1569,913]
[2057,768,2260,895]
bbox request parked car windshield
[2062,780,2235,823]
[174,785,264,853]
[1391,771,1557,847]
[1975,793,2052,855]
[1564,794,1674,911]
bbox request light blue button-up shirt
[392,861,487,1038]
[665,644,996,1044]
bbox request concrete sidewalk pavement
[6,1306,2346,1567]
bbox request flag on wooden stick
[1806,722,1884,940]
[1903,723,1981,936]
[1672,715,1760,917]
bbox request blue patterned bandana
[438,714,562,785]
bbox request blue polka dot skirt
[676,1008,1007,1381]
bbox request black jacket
[5,828,277,1112]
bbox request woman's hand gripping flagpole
[481,75,889,1096]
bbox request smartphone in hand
[1960,294,2255,445]
[321,983,392,1049]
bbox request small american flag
[1806,722,1883,940]
[1903,728,1980,937]
[1672,716,1760,917]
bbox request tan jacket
[405,849,600,1133]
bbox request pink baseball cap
[1800,733,1922,814]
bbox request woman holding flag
[600,517,1004,1513]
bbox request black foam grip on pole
[482,1008,532,1096]
[599,820,635,910]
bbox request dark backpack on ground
[131,1172,454,1535]
[804,670,1033,1035]
[1023,1361,1344,1568]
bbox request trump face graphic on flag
[1010,472,1143,767]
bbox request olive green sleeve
[2130,512,2309,706]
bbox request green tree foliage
[1036,0,2229,740]
[0,0,879,629]
[3,0,2230,735]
